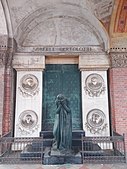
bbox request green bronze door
[42,64,82,130]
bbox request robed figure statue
[53,94,72,153]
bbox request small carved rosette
[19,74,39,97]
[17,110,38,135]
[85,109,107,134]
[84,73,105,97]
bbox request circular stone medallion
[20,74,39,92]
[85,73,104,91]
[19,110,38,129]
[86,109,105,128]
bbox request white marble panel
[81,71,110,137]
[14,71,43,137]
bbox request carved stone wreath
[17,110,39,135]
[84,73,105,97]
[85,109,107,134]
[19,74,39,97]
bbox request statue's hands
[61,100,65,106]
[57,101,61,105]
[56,104,62,114]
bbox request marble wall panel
[14,71,42,137]
[81,71,110,137]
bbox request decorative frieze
[0,51,6,66]
[0,35,8,50]
[110,48,127,68]
[111,53,127,68]
[0,35,8,67]
[110,48,127,52]
[0,50,14,68]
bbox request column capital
[110,48,127,68]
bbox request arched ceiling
[112,0,127,33]
[0,0,127,49]
[4,0,115,36]
[109,0,127,48]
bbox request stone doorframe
[12,48,110,138]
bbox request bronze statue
[52,94,72,153]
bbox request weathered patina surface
[42,64,81,130]
[52,94,72,152]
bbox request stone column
[79,53,110,137]
[13,53,45,137]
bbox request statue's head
[57,94,65,101]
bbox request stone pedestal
[43,149,82,165]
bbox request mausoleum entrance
[13,51,110,138]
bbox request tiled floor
[0,164,127,169]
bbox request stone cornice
[13,53,45,71]
[79,53,110,71]
[110,48,127,53]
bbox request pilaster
[79,53,111,137]
[13,53,45,137]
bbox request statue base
[43,149,82,165]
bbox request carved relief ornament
[0,51,6,66]
[111,53,127,68]
[84,73,105,97]
[17,110,39,135]
[19,74,39,97]
[85,109,107,134]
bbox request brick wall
[0,67,5,136]
[109,68,127,152]
[2,68,12,134]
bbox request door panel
[42,64,82,130]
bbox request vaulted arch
[14,3,109,51]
